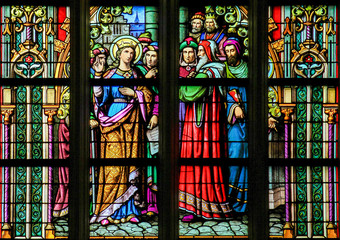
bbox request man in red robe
[179,38,232,222]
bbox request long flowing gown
[225,86,248,213]
[53,120,69,217]
[90,68,152,223]
[178,86,232,219]
[136,64,159,214]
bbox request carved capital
[45,223,55,239]
[281,108,294,123]
[327,222,337,238]
[325,108,338,124]
[283,222,294,238]
[44,109,57,125]
[1,109,14,125]
[1,223,11,238]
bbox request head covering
[223,37,242,56]
[143,42,158,53]
[91,44,109,57]
[191,12,205,21]
[180,37,198,52]
[198,40,218,62]
[90,44,109,66]
[138,32,153,43]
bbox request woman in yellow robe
[90,36,152,225]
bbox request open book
[146,126,159,155]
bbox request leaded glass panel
[268,5,339,238]
[178,5,249,237]
[268,5,338,79]
[1,6,70,79]
[89,6,159,238]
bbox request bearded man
[188,12,205,44]
[179,40,232,222]
[200,12,227,60]
[179,37,198,78]
[224,38,248,78]
[195,40,226,78]
[223,37,248,214]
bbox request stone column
[280,106,294,238]
[325,106,338,238]
[1,107,14,239]
[179,7,188,42]
[145,6,159,41]
[44,109,57,239]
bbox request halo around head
[110,35,142,64]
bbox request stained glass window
[268,5,339,238]
[0,5,70,239]
[89,6,159,238]
[178,5,248,237]
[268,5,338,79]
[1,6,70,79]
[0,84,70,238]
[2,1,340,239]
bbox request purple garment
[153,95,159,116]
[147,188,158,213]
[53,120,69,217]
[179,101,186,141]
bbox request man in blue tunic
[223,38,248,213]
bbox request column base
[45,223,55,239]
[283,222,294,238]
[327,222,337,238]
[1,223,11,239]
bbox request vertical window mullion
[69,0,90,239]
[159,0,179,239]
[337,1,340,237]
[248,0,269,239]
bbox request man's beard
[196,55,209,71]
[206,26,216,33]
[191,27,201,33]
[227,55,238,66]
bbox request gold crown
[205,12,216,20]
[117,40,137,49]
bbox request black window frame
[2,0,339,239]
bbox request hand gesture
[148,115,158,129]
[234,106,245,119]
[90,119,99,129]
[92,55,105,74]
[187,71,196,78]
[145,68,157,78]
[119,87,136,97]
[268,117,278,131]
